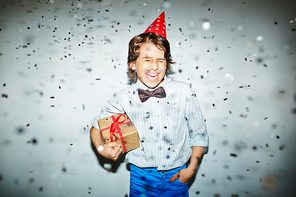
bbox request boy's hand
[169,167,195,184]
[97,142,122,161]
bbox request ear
[129,62,137,71]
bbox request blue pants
[129,164,189,197]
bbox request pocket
[176,178,188,185]
[130,165,147,180]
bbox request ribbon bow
[101,114,131,152]
[138,87,166,103]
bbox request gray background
[0,0,296,196]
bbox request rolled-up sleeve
[185,87,209,147]
[91,93,125,129]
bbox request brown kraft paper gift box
[98,114,140,153]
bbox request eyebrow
[141,56,165,60]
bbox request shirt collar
[136,75,169,90]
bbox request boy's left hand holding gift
[90,126,122,161]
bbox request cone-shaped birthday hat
[144,11,166,38]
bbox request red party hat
[144,11,166,38]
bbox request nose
[150,61,158,70]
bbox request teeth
[147,73,157,77]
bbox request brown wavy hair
[127,33,174,82]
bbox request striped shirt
[91,76,209,170]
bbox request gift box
[98,114,140,153]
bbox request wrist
[188,158,199,172]
[187,164,197,172]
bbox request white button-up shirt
[91,76,209,170]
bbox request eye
[145,59,150,62]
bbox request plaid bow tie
[138,87,166,103]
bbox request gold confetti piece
[279,144,285,150]
[247,40,254,47]
[262,174,277,191]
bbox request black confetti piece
[230,153,237,157]
[32,138,37,144]
[2,93,8,98]
[14,179,19,185]
[28,177,35,183]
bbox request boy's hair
[127,33,174,82]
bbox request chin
[146,80,163,88]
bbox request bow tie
[138,87,166,103]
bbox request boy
[90,12,209,197]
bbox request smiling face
[129,42,166,88]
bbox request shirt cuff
[189,132,209,147]
[91,114,101,129]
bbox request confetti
[230,153,237,157]
[256,35,264,41]
[202,21,210,31]
[279,145,285,150]
[1,94,8,98]
[62,167,67,172]
[262,175,277,191]
[103,163,112,170]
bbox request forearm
[90,126,104,149]
[187,146,204,171]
